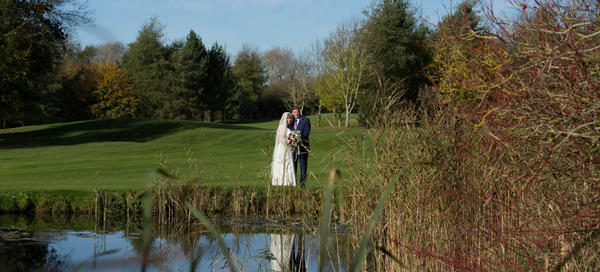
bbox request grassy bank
[0,185,323,220]
[0,115,367,191]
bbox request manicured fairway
[0,116,368,191]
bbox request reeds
[337,101,600,271]
[187,203,236,272]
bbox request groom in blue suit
[289,107,311,187]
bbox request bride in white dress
[271,112,296,186]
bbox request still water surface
[0,214,350,271]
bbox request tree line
[1,0,468,128]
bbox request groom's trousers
[293,152,308,187]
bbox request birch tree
[284,51,315,114]
[320,21,369,128]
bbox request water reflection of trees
[0,214,354,271]
[0,229,68,271]
[125,217,353,271]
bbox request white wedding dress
[269,233,294,271]
[271,112,296,186]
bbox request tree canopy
[0,1,439,127]
[121,17,170,118]
[0,0,89,126]
[232,44,266,119]
[357,0,432,124]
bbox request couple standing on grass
[271,107,311,188]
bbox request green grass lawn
[0,114,368,191]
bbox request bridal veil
[271,112,296,186]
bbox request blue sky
[74,0,513,56]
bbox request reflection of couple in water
[269,108,311,271]
[269,233,306,272]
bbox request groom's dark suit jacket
[288,115,311,153]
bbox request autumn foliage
[91,63,138,119]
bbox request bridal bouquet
[287,130,300,149]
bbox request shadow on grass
[0,118,267,149]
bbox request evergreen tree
[433,1,483,58]
[358,0,431,124]
[438,0,481,36]
[171,30,209,120]
[426,1,485,107]
[205,43,234,121]
[232,45,266,119]
[122,17,170,118]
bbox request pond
[0,214,351,271]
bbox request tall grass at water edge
[338,107,600,271]
[77,166,396,272]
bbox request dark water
[0,214,351,272]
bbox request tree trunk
[345,108,350,128]
[317,104,322,126]
[337,112,342,127]
[210,110,214,122]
